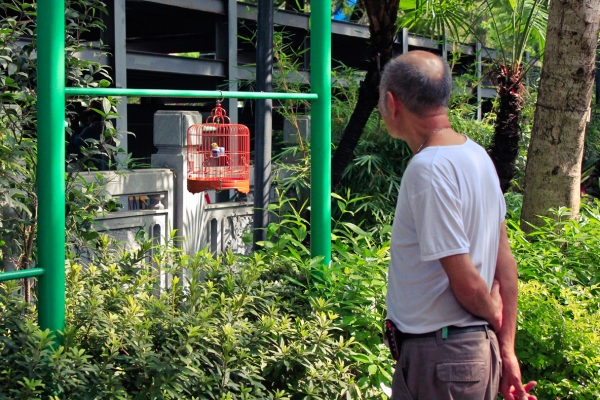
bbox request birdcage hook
[207,102,230,124]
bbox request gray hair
[379,53,452,116]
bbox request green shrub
[3,195,600,399]
[508,196,600,288]
[517,281,600,399]
[1,0,126,276]
[2,1,598,399]
[504,195,600,399]
[0,230,385,399]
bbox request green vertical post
[37,0,66,337]
[310,2,332,265]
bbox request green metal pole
[37,0,65,337]
[65,87,317,100]
[0,268,45,282]
[310,1,332,265]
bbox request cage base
[187,178,250,194]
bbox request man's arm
[440,253,503,331]
[495,222,537,400]
[495,222,518,356]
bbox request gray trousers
[392,328,501,400]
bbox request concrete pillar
[441,35,447,61]
[283,115,311,147]
[113,0,128,160]
[253,0,274,248]
[151,111,204,254]
[401,28,409,54]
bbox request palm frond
[471,0,547,70]
[471,0,507,62]
[397,0,474,43]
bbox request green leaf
[282,275,306,288]
[341,222,368,236]
[257,240,275,249]
[352,354,371,363]
[367,364,378,375]
[7,62,17,76]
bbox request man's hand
[494,223,536,399]
[489,279,503,331]
[499,351,537,400]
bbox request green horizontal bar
[0,268,45,282]
[64,87,318,100]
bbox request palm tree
[400,0,548,193]
[474,0,548,192]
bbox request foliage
[0,0,126,274]
[581,108,600,197]
[397,0,474,42]
[508,196,600,289]
[512,82,537,190]
[474,0,547,193]
[0,219,391,399]
[274,59,503,228]
[398,0,548,64]
[329,0,400,190]
[2,2,600,399]
[237,27,312,155]
[1,1,42,272]
[517,281,600,399]
[474,0,548,65]
[3,192,600,399]
[337,127,410,227]
[397,0,547,193]
[447,69,495,149]
[504,194,600,398]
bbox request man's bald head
[379,50,452,116]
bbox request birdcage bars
[187,103,250,194]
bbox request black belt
[399,325,489,340]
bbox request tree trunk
[330,0,399,190]
[489,64,525,193]
[520,0,600,231]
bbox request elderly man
[379,50,536,400]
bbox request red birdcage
[187,102,250,194]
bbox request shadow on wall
[182,196,254,257]
[184,193,208,254]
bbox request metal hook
[217,90,225,104]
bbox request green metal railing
[64,88,319,100]
[0,268,45,282]
[0,0,332,339]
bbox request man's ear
[386,91,399,119]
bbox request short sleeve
[408,186,470,261]
[499,194,507,223]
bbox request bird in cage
[211,142,219,158]
[187,102,250,194]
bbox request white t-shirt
[386,137,506,334]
